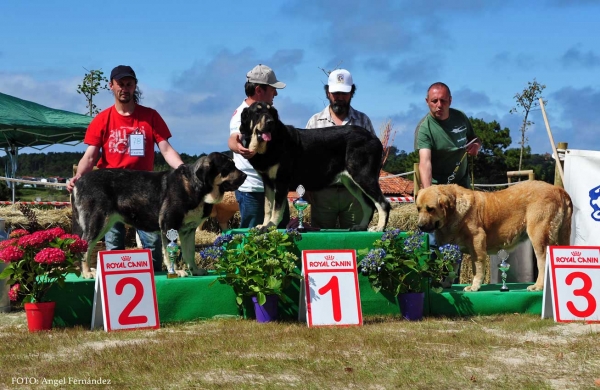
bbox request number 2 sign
[542,246,600,323]
[91,249,160,331]
[302,250,362,327]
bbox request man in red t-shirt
[67,65,184,278]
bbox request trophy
[166,229,180,279]
[293,185,309,232]
[497,249,510,292]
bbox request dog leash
[446,151,468,185]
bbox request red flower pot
[24,302,56,332]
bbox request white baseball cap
[328,69,353,93]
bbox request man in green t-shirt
[414,82,481,189]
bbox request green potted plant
[203,226,303,322]
[0,227,86,331]
[358,229,459,320]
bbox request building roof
[379,170,414,197]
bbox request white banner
[564,149,600,246]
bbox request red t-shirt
[84,105,172,171]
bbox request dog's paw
[175,270,190,277]
[190,268,208,276]
[81,269,96,279]
[463,284,481,292]
[527,284,544,292]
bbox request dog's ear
[239,107,250,135]
[267,104,279,122]
[194,155,213,188]
[438,190,456,214]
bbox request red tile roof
[379,170,414,197]
[286,170,414,199]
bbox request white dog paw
[175,270,190,277]
[527,284,543,292]
[463,284,481,292]
[81,269,96,279]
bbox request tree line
[0,151,211,179]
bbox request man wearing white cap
[228,64,290,228]
[305,69,375,229]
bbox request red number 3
[565,272,597,318]
[116,277,148,325]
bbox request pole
[539,98,564,183]
[413,163,421,197]
[554,142,568,188]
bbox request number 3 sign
[301,250,362,327]
[91,249,160,331]
[542,246,600,323]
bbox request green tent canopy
[0,92,91,149]
[0,92,92,202]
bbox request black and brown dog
[72,152,246,278]
[239,102,390,231]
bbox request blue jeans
[104,222,163,271]
[235,190,290,228]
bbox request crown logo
[324,255,334,260]
[121,255,131,262]
[571,251,581,257]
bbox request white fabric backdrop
[564,149,600,246]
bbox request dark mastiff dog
[72,152,246,278]
[239,102,391,231]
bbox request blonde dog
[416,181,572,292]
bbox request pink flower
[0,238,17,250]
[60,234,88,254]
[46,227,66,240]
[8,284,19,301]
[18,230,53,249]
[0,246,24,263]
[9,229,29,238]
[34,248,66,264]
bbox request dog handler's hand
[66,176,80,193]
[234,135,256,159]
[466,141,481,156]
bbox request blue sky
[1,0,599,161]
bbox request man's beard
[115,91,132,103]
[330,98,351,116]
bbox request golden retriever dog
[416,181,572,292]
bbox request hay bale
[0,205,72,232]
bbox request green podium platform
[45,231,543,327]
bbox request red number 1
[565,272,597,318]
[318,276,342,322]
[116,277,148,325]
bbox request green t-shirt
[414,108,476,188]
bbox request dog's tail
[70,188,83,237]
[558,188,573,245]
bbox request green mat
[44,231,543,327]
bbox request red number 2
[565,272,597,318]
[116,277,148,325]
[318,276,342,322]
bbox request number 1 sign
[91,249,160,331]
[542,246,600,323]
[302,250,362,327]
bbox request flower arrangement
[0,228,87,303]
[203,226,303,307]
[358,230,460,295]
